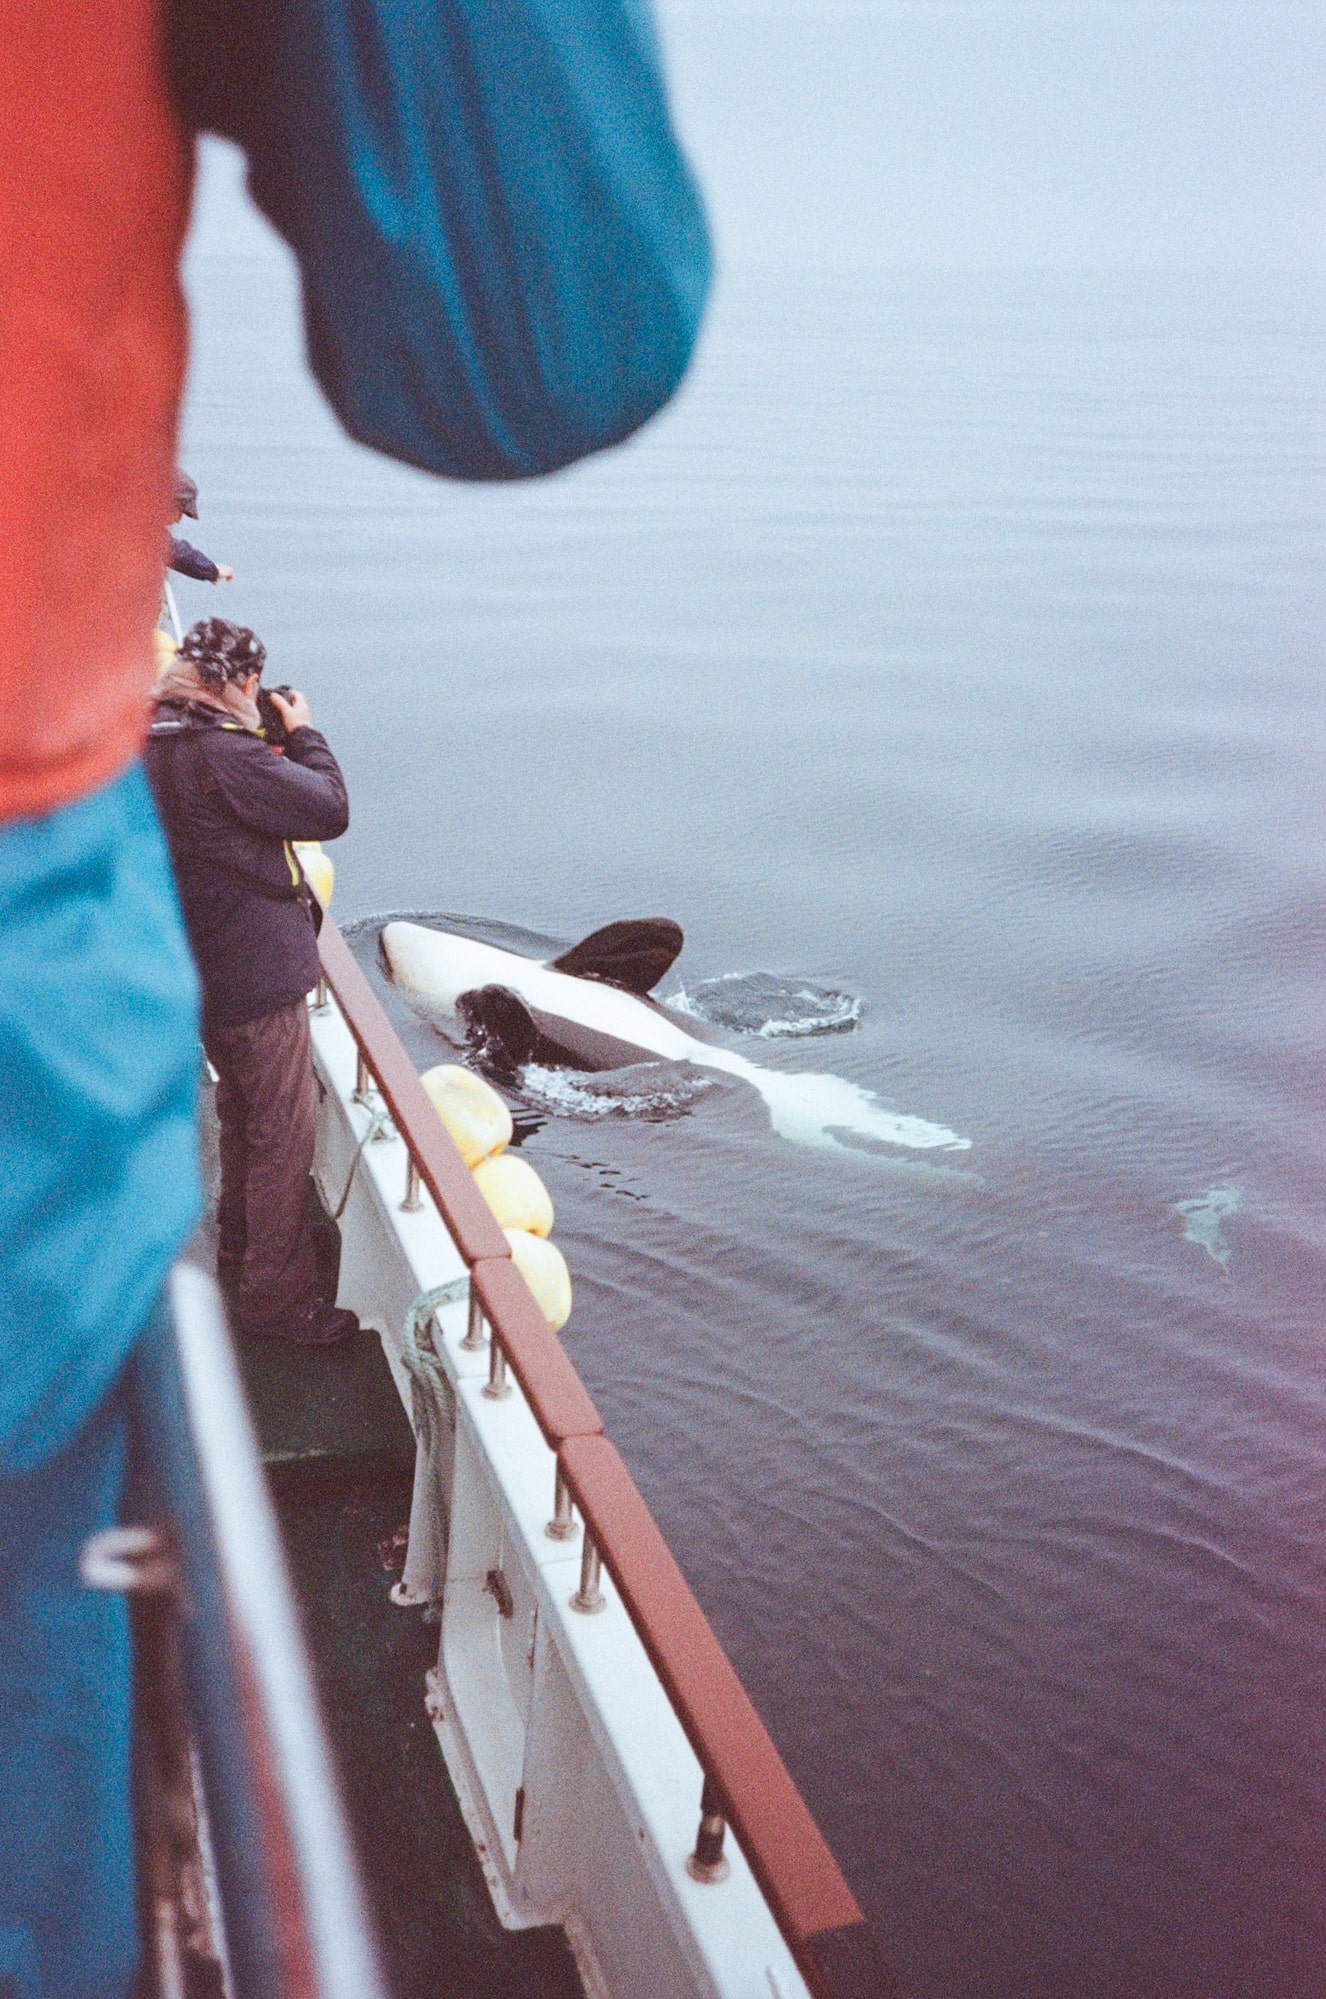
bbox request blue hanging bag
[171,0,711,479]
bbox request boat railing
[315,919,894,1999]
[85,1264,389,1999]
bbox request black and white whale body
[381,917,970,1156]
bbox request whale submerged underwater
[381,917,970,1158]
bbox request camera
[256,684,296,748]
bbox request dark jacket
[167,533,220,582]
[145,701,348,1029]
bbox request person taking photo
[146,617,357,1346]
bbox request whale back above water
[380,918,970,1156]
[381,918,704,1069]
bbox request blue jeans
[0,1387,135,1999]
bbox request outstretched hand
[214,563,236,582]
[269,687,312,731]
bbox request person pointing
[167,469,235,584]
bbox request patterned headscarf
[178,618,266,693]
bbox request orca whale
[381,917,971,1156]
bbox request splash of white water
[521,1063,716,1122]
[1175,1185,1240,1269]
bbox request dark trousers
[203,997,319,1330]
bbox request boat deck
[202,1100,583,1998]
[241,1336,583,1999]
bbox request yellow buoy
[292,840,334,910]
[505,1228,571,1332]
[153,628,179,675]
[420,1064,512,1167]
[472,1152,554,1238]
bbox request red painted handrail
[314,920,894,1999]
[557,1432,860,1942]
[559,1434,895,1999]
[317,922,508,1264]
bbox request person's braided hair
[179,618,266,692]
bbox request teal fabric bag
[0,766,201,1474]
[0,1385,136,1999]
[0,767,198,1995]
[171,0,712,479]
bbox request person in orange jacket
[0,9,205,1993]
[0,0,709,1987]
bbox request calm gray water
[181,158,1326,1998]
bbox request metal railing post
[570,1534,606,1615]
[353,1048,373,1106]
[400,1156,422,1212]
[482,1334,510,1401]
[83,1525,227,1995]
[686,1774,731,1885]
[546,1466,578,1542]
[460,1292,487,1352]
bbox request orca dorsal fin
[550,918,683,995]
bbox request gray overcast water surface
[181,90,1325,1999]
